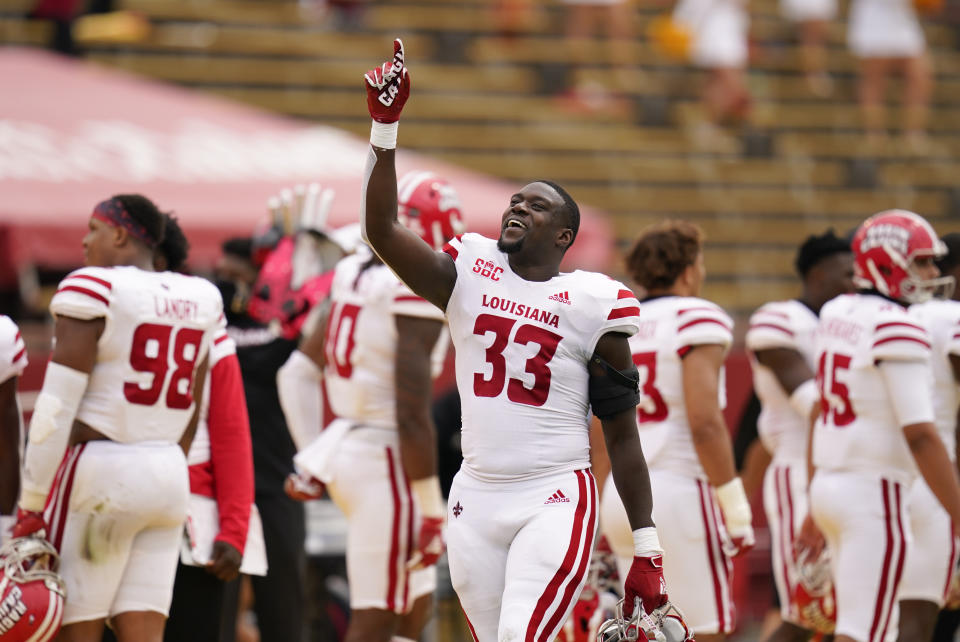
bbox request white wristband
[715,477,752,532]
[633,526,663,556]
[0,515,14,544]
[789,379,818,419]
[370,121,398,149]
[411,476,445,520]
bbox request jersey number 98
[125,322,204,409]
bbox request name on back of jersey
[153,294,202,321]
[818,317,863,344]
[480,293,560,329]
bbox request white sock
[392,637,417,642]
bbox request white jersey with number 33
[50,266,224,444]
[441,233,641,482]
[629,296,733,478]
[813,293,933,484]
[323,251,449,427]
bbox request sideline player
[899,233,960,642]
[362,40,666,641]
[281,171,465,642]
[0,314,27,542]
[13,195,223,642]
[746,231,854,642]
[599,220,753,641]
[807,210,960,642]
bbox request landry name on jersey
[50,266,224,445]
[813,293,934,483]
[442,233,640,482]
[323,250,448,428]
[746,300,819,462]
[628,296,733,478]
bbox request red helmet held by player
[851,209,950,304]
[0,537,66,641]
[397,171,466,250]
[792,547,836,634]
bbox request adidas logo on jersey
[544,490,570,504]
[548,291,571,305]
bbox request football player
[599,220,752,642]
[361,40,666,641]
[898,233,960,642]
[13,195,223,642]
[806,210,960,642]
[0,314,27,542]
[279,171,464,642]
[746,230,854,642]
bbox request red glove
[364,39,410,123]
[12,508,47,539]
[407,516,444,570]
[284,472,325,502]
[623,554,668,618]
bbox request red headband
[91,198,158,248]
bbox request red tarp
[0,48,614,284]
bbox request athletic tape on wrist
[789,379,818,419]
[633,526,664,556]
[370,121,399,149]
[20,361,89,512]
[715,477,752,531]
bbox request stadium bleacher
[3,0,959,316]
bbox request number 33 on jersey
[441,234,641,482]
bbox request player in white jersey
[898,233,960,642]
[806,209,960,642]
[279,170,464,642]
[746,231,855,642]
[599,220,753,641]
[362,40,666,642]
[0,314,27,541]
[12,195,224,642]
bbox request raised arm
[363,39,457,310]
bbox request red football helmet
[792,547,836,634]
[0,537,66,641]
[851,209,950,304]
[397,171,466,250]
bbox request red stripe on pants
[878,483,907,642]
[538,470,598,641]
[944,524,958,601]
[775,467,795,621]
[385,446,403,612]
[698,479,730,632]
[525,470,590,642]
[402,471,415,612]
[44,444,86,553]
[869,479,904,642]
[462,606,480,642]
